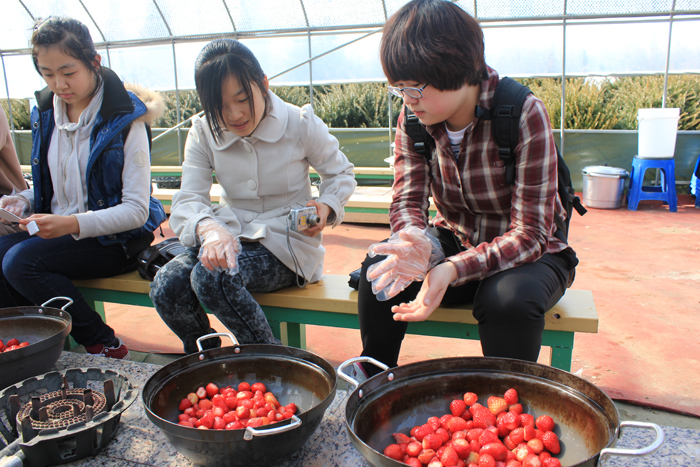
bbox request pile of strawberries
[0,338,30,353]
[382,388,562,467]
[176,381,298,430]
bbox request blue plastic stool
[690,155,700,208]
[627,156,677,212]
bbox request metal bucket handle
[598,421,664,466]
[196,332,238,351]
[40,296,74,311]
[338,356,390,390]
[243,414,302,441]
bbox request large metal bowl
[142,333,337,467]
[339,357,663,467]
[0,298,72,391]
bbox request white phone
[0,208,21,223]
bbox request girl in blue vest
[0,17,166,359]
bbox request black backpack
[404,77,587,242]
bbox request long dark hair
[30,17,102,88]
[194,39,270,141]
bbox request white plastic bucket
[582,166,629,209]
[637,108,680,159]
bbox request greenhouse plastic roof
[2,0,700,52]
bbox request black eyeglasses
[387,83,428,99]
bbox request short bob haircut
[30,17,102,88]
[380,0,487,90]
[194,39,270,141]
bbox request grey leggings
[150,242,297,353]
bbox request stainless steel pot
[0,298,72,391]
[142,333,337,467]
[338,357,663,467]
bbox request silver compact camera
[288,206,320,232]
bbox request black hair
[380,0,487,90]
[194,39,270,141]
[30,17,102,88]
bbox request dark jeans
[358,228,578,376]
[150,241,297,353]
[0,232,136,346]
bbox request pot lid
[582,166,629,177]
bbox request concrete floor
[105,193,700,422]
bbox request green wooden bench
[72,272,597,372]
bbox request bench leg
[268,321,307,349]
[542,330,574,372]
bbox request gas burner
[12,375,109,431]
[0,368,136,467]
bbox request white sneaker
[348,361,369,384]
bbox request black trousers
[357,228,577,376]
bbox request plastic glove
[366,226,445,301]
[196,218,241,275]
[0,194,31,218]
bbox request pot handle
[337,356,389,389]
[40,296,74,311]
[243,415,301,441]
[597,421,664,466]
[196,332,239,351]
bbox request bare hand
[391,262,458,322]
[19,214,79,239]
[302,200,331,237]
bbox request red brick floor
[106,194,700,417]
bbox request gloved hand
[366,226,445,301]
[0,194,31,218]
[196,218,241,275]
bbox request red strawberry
[440,445,460,467]
[506,460,524,467]
[423,432,444,451]
[448,416,469,433]
[463,392,479,406]
[383,443,403,460]
[509,403,523,415]
[480,442,508,461]
[393,432,411,444]
[478,453,496,467]
[466,428,484,442]
[538,452,551,461]
[522,453,542,467]
[509,427,525,444]
[535,415,555,432]
[504,388,519,405]
[527,438,544,454]
[436,427,451,443]
[407,442,423,457]
[487,396,509,415]
[451,438,471,459]
[414,424,435,442]
[520,413,535,429]
[514,444,534,462]
[542,457,561,467]
[441,414,455,430]
[541,431,560,454]
[428,416,442,431]
[405,458,423,467]
[418,449,437,464]
[472,407,496,429]
[523,425,536,441]
[451,399,468,417]
[478,429,498,446]
[466,451,480,465]
[503,434,517,450]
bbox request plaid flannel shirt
[390,67,570,286]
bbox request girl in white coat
[150,39,356,352]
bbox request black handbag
[136,237,188,281]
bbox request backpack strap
[403,106,434,161]
[120,122,153,151]
[477,77,532,184]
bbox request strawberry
[405,458,423,467]
[522,425,536,441]
[407,442,423,457]
[538,452,550,461]
[418,449,437,464]
[428,416,442,431]
[423,432,444,451]
[526,438,544,454]
[251,382,266,393]
[514,444,533,462]
[451,399,468,417]
[440,445,460,466]
[479,442,508,461]
[6,338,19,347]
[466,451,480,465]
[506,460,523,467]
[414,423,435,442]
[542,457,561,467]
[522,453,542,467]
[238,382,251,392]
[196,386,207,399]
[463,392,479,406]
[178,398,193,411]
[441,414,455,430]
[504,388,518,405]
[383,443,404,460]
[487,396,509,415]
[541,431,560,455]
[503,434,517,450]
[509,427,525,444]
[205,383,219,398]
[466,428,484,442]
[451,438,471,459]
[535,415,555,432]
[520,413,535,429]
[448,416,469,433]
[393,432,411,444]
[478,453,497,467]
[427,461,444,467]
[478,429,498,446]
[472,407,496,429]
[436,427,451,443]
[509,403,523,415]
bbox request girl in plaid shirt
[353,0,579,380]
